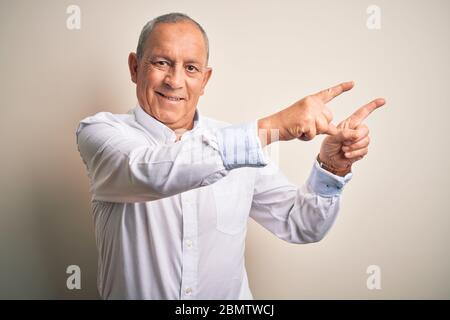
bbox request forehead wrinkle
[146,23,207,64]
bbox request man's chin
[154,111,187,130]
[143,103,194,130]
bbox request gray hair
[136,12,209,64]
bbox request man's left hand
[319,98,386,175]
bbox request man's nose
[163,65,184,89]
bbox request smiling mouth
[156,91,184,102]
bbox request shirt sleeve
[307,160,353,197]
[249,159,352,243]
[215,120,268,170]
[76,117,268,203]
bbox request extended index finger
[314,81,354,103]
[349,98,386,126]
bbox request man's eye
[152,60,169,67]
[186,65,199,72]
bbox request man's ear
[128,52,138,84]
[200,67,213,96]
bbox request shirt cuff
[215,120,269,170]
[307,159,353,197]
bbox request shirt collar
[133,104,203,144]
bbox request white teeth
[159,92,181,101]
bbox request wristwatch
[316,154,351,176]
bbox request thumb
[325,123,339,136]
[339,126,368,144]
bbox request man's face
[129,21,212,131]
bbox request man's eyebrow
[147,55,169,61]
[184,59,202,65]
[148,55,203,65]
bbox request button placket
[180,192,199,299]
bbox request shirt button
[185,287,192,295]
[186,239,193,248]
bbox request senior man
[76,12,385,299]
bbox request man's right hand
[257,81,354,146]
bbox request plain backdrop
[1,0,449,299]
